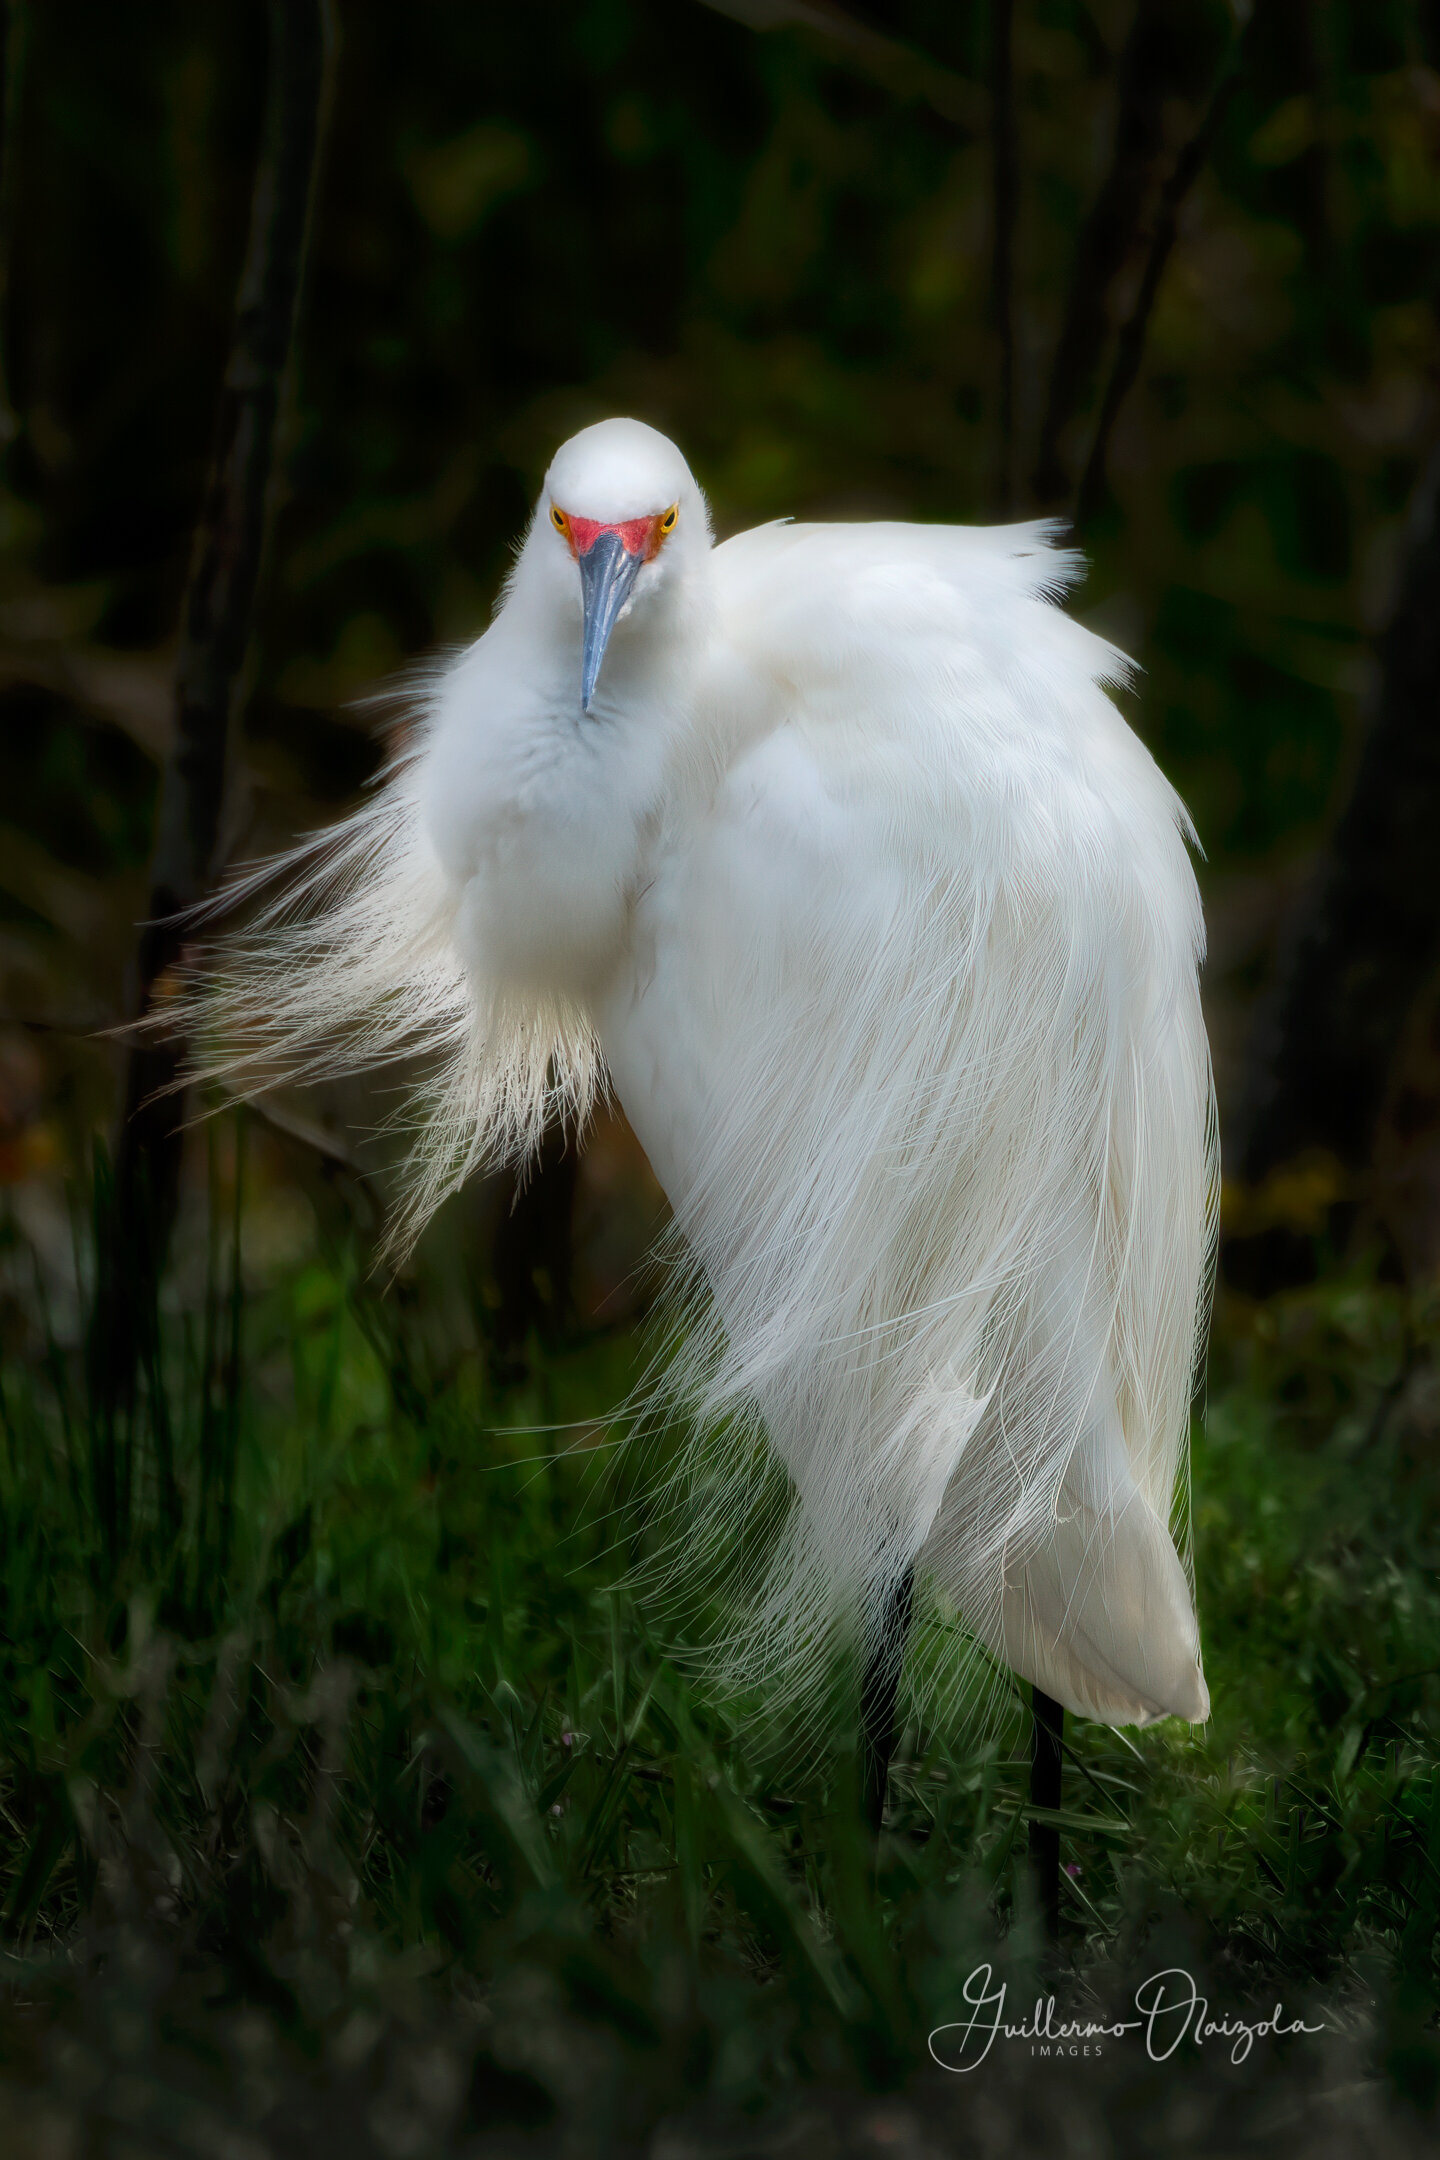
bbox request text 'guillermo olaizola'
[929,1965,1326,2072]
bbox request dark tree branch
[1075,52,1243,527]
[94,0,333,1428]
[1031,0,1181,508]
[697,0,981,134]
[989,0,1017,514]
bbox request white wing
[602,520,1215,1727]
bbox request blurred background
[4,3,1440,2152]
[5,0,1440,1318]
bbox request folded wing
[605,518,1216,1727]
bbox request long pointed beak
[579,529,644,711]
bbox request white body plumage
[191,419,1216,1731]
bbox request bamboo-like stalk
[93,0,333,1460]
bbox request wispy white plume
[163,727,604,1263]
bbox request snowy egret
[177,418,1216,1812]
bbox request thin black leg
[1028,1685,1064,1938]
[860,1564,916,1836]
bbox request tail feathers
[995,1478,1208,1727]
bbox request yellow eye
[660,503,679,534]
[550,505,567,533]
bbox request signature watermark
[929,1964,1326,2072]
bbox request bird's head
[538,418,710,711]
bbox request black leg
[1028,1685,1064,1938]
[860,1564,916,1836]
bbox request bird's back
[603,518,1216,1728]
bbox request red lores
[566,512,662,560]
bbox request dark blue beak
[579,530,644,712]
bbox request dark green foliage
[0,1172,1438,2149]
[7,0,1439,896]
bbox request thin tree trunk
[93,0,332,1432]
[989,0,1017,514]
[1239,443,1440,1203]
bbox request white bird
[182,417,1216,1760]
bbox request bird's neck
[423,558,714,1011]
[526,553,713,732]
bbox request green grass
[0,1144,1438,2153]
